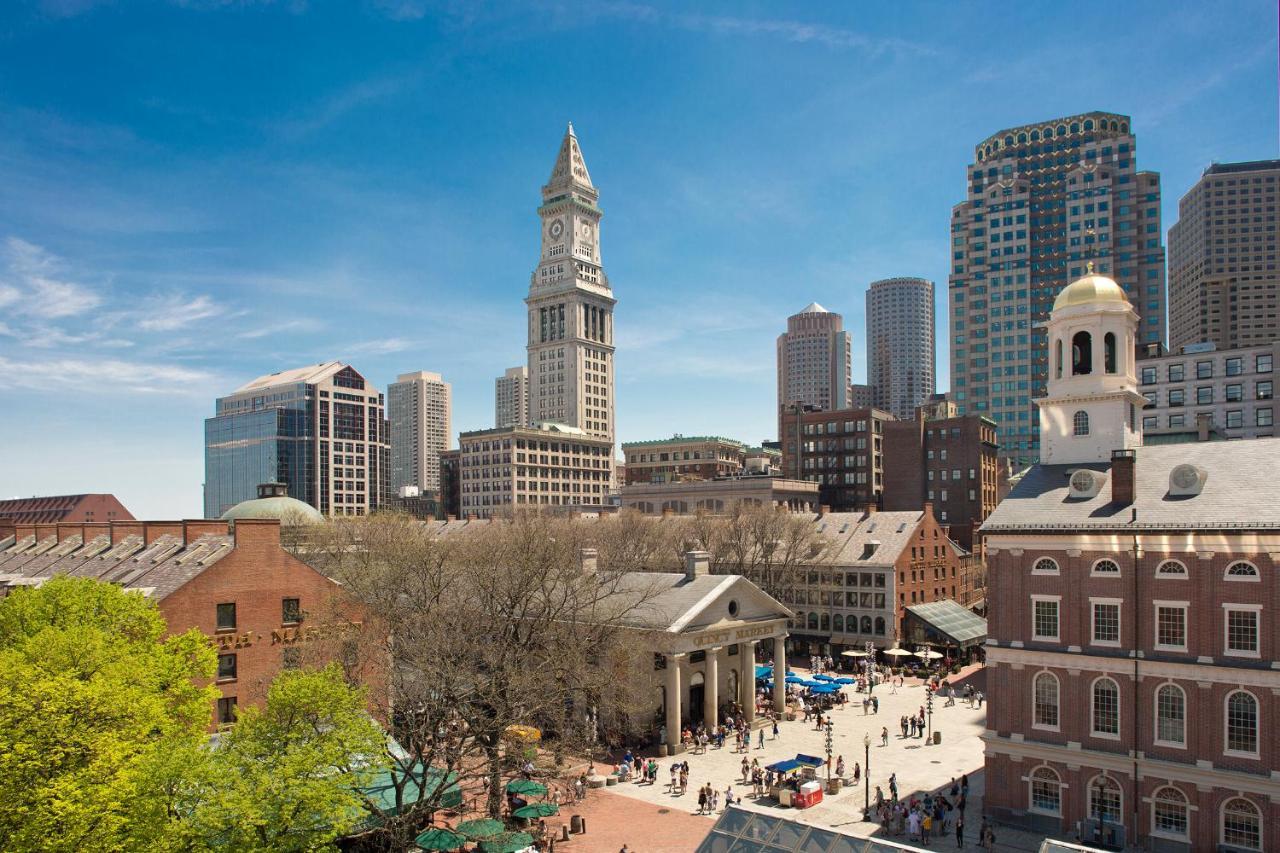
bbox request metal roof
[905,599,988,646]
[697,806,930,852]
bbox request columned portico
[665,652,684,745]
[772,635,787,712]
[740,639,756,722]
[704,646,721,727]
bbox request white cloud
[137,293,226,331]
[345,336,417,355]
[0,355,217,395]
[236,317,324,339]
[3,236,102,319]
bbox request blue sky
[0,0,1275,518]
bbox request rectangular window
[217,696,237,726]
[1258,380,1273,400]
[1155,604,1187,650]
[1091,601,1121,646]
[1225,383,1243,402]
[1167,388,1184,407]
[282,597,302,625]
[1225,607,1260,657]
[1258,408,1274,427]
[1142,416,1158,430]
[1033,597,1060,641]
[1196,361,1213,379]
[217,653,237,680]
[1167,363,1184,382]
[1196,386,1213,405]
[1225,357,1243,376]
[1258,354,1273,373]
[1140,366,1156,385]
[216,602,236,631]
[1227,410,1243,429]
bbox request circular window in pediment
[728,600,739,617]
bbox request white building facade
[388,370,451,494]
[867,276,936,421]
[495,365,529,429]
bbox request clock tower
[526,123,616,443]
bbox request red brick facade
[0,493,133,524]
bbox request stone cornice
[987,645,1280,689]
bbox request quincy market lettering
[212,621,363,651]
[689,623,777,648]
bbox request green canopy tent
[505,779,548,797]
[512,802,559,819]
[414,827,468,851]
[457,818,506,840]
[478,831,535,853]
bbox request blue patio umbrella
[812,673,835,682]
[834,677,855,684]
[810,684,839,694]
[785,674,805,684]
[755,664,773,679]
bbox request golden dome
[1053,272,1129,311]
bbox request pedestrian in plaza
[961,773,969,798]
[697,784,708,814]
[979,819,993,851]
[922,811,932,846]
[955,814,964,848]
[772,717,780,740]
[852,762,861,785]
[873,696,880,713]
[741,757,750,782]
[756,727,763,749]
[835,755,845,779]
[881,726,889,747]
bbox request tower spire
[545,121,594,197]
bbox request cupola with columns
[1036,266,1147,465]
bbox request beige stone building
[1168,160,1280,351]
[776,303,852,419]
[458,423,613,519]
[494,366,529,429]
[867,276,936,421]
[388,370,451,494]
[620,475,818,515]
[1137,341,1276,439]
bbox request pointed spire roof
[799,302,829,314]
[545,122,595,196]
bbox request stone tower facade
[526,123,616,443]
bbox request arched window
[1032,557,1059,575]
[1091,677,1120,736]
[1084,119,1095,131]
[1225,560,1259,580]
[1033,671,1059,728]
[833,614,844,633]
[1088,775,1122,823]
[1222,797,1262,850]
[1031,130,1040,141]
[1029,766,1061,814]
[1073,410,1090,436]
[807,613,818,630]
[1054,338,1063,378]
[1091,559,1120,575]
[1104,332,1117,373]
[1072,331,1093,375]
[874,616,886,636]
[1152,787,1189,838]
[1057,124,1067,135]
[820,613,830,631]
[1155,684,1186,746]
[1156,560,1187,578]
[861,615,873,634]
[1070,122,1079,133]
[1226,690,1258,755]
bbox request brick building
[458,422,613,519]
[621,435,747,485]
[0,493,134,524]
[778,404,892,512]
[981,269,1280,851]
[882,411,1002,550]
[0,515,371,730]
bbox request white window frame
[1032,670,1061,732]
[1223,560,1260,582]
[1086,774,1123,824]
[1090,597,1123,647]
[1152,682,1187,749]
[1031,595,1061,642]
[1090,557,1122,577]
[1090,676,1122,740]
[1030,556,1060,576]
[1222,603,1262,659]
[1153,601,1189,652]
[1223,689,1261,759]
[1154,559,1188,579]
[1220,796,1263,851]
[1026,765,1064,816]
[1149,785,1193,842]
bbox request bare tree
[706,504,831,601]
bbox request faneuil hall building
[980,270,1280,852]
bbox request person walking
[757,728,765,750]
[979,819,994,851]
[772,717,780,740]
[881,726,889,747]
[955,814,964,848]
[697,784,708,814]
[889,773,898,802]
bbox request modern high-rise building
[776,303,852,417]
[949,111,1166,469]
[525,123,615,442]
[388,370,451,494]
[1168,159,1280,351]
[866,276,936,421]
[494,365,529,428]
[203,362,388,518]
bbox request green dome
[221,484,324,524]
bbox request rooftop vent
[1068,469,1108,499]
[1168,463,1208,497]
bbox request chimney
[182,519,230,545]
[1196,412,1212,442]
[446,514,456,522]
[142,521,184,545]
[0,518,15,543]
[1111,449,1136,505]
[818,504,831,517]
[579,547,598,574]
[862,504,877,518]
[232,517,282,548]
[921,501,933,520]
[684,550,711,580]
[109,521,144,545]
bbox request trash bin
[932,731,941,745]
[570,814,585,834]
[826,778,843,794]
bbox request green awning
[479,831,535,853]
[415,827,468,851]
[358,762,462,824]
[505,779,548,797]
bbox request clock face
[549,220,564,239]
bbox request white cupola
[1036,267,1146,465]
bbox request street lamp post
[925,684,934,744]
[825,721,834,783]
[864,640,875,696]
[863,732,871,817]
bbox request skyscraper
[526,123,615,442]
[494,365,529,428]
[949,111,1166,468]
[776,303,852,416]
[1168,160,1280,351]
[866,276,935,420]
[388,370,451,494]
[203,362,388,517]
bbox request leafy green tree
[0,576,216,852]
[186,664,386,852]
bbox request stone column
[741,639,756,723]
[772,635,787,713]
[665,653,684,751]
[705,647,721,727]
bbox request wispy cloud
[272,72,420,138]
[3,237,102,319]
[1144,38,1277,126]
[344,336,417,355]
[136,293,227,331]
[236,317,325,339]
[0,355,217,395]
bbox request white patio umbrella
[841,649,868,657]
[914,649,944,660]
[883,647,912,658]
